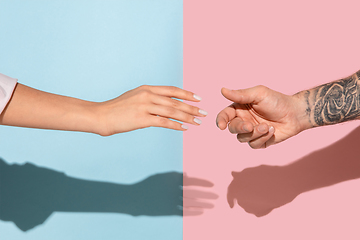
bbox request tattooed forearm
[305,72,360,126]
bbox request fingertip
[193,94,202,101]
[181,125,189,131]
[269,125,275,134]
[217,121,227,130]
[199,109,208,116]
[228,199,235,208]
[221,87,230,91]
[243,122,254,133]
[221,87,231,96]
[216,115,225,130]
[257,123,269,134]
[194,118,202,125]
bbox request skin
[0,84,207,135]
[216,70,360,149]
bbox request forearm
[294,70,360,130]
[57,177,134,213]
[0,83,101,134]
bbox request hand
[216,86,309,149]
[96,85,207,136]
[131,172,218,216]
[183,173,218,216]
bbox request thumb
[221,86,265,104]
[227,193,235,208]
[227,185,235,208]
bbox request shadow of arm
[227,126,360,217]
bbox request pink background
[184,0,360,239]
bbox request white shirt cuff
[0,73,18,114]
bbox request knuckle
[166,107,177,115]
[256,85,269,93]
[139,85,150,90]
[156,117,168,126]
[187,114,195,123]
[171,100,180,108]
[168,86,178,95]
[191,106,200,114]
[138,90,151,100]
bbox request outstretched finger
[183,209,204,216]
[147,85,202,102]
[183,199,214,208]
[183,189,219,200]
[149,105,202,126]
[216,104,236,130]
[221,86,267,104]
[151,95,208,117]
[183,175,214,187]
[149,116,188,131]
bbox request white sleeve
[0,73,18,114]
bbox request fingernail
[181,125,188,130]
[199,109,208,115]
[193,94,202,101]
[243,125,249,132]
[194,118,202,124]
[258,125,267,132]
[269,126,274,133]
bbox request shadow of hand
[0,159,218,231]
[130,172,183,216]
[183,174,219,216]
[227,166,298,217]
[227,126,360,217]
[131,172,218,216]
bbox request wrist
[291,91,315,132]
[88,102,110,136]
[68,101,104,136]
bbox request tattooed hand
[216,70,360,149]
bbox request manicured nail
[269,126,274,133]
[181,125,188,130]
[199,109,208,115]
[193,94,202,101]
[194,118,202,124]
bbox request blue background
[0,0,183,239]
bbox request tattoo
[303,90,312,125]
[309,73,360,126]
[304,90,311,116]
